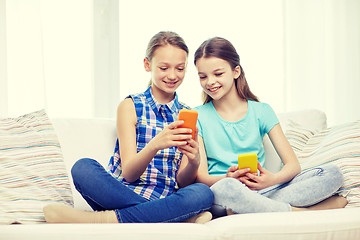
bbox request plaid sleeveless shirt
[108,86,190,200]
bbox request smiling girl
[43,31,213,223]
[193,37,347,216]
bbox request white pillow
[0,110,73,224]
[263,109,327,173]
[285,120,360,208]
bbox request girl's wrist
[146,139,160,155]
[187,158,200,169]
[272,173,286,186]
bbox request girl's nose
[207,76,216,86]
[168,69,176,80]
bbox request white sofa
[2,109,360,240]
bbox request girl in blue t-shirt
[193,37,347,216]
[43,31,213,223]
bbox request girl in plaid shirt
[43,31,214,223]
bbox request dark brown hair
[194,37,259,104]
[146,31,189,61]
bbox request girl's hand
[149,120,192,151]
[240,162,277,191]
[177,128,202,187]
[177,128,200,166]
[226,165,251,180]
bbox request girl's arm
[176,128,228,187]
[176,131,200,187]
[117,98,191,183]
[117,98,156,183]
[241,124,301,190]
[268,123,301,183]
[195,136,249,187]
[195,136,224,186]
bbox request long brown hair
[194,37,259,104]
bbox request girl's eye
[177,68,184,71]
[160,67,167,71]
[199,76,207,80]
[215,72,223,77]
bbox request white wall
[93,0,119,118]
[118,0,285,113]
[1,0,359,126]
[284,0,360,126]
[2,0,93,118]
[5,0,46,116]
[0,0,7,117]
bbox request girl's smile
[163,79,180,88]
[208,86,221,94]
[196,57,239,101]
[144,44,188,103]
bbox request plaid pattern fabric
[108,86,190,200]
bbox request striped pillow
[0,110,73,224]
[286,120,360,208]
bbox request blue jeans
[71,158,213,223]
[210,164,343,216]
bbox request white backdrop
[284,0,360,126]
[118,0,285,116]
[1,0,359,126]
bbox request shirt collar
[144,86,180,116]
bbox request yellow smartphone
[238,153,258,175]
[178,109,198,140]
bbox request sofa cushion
[51,118,117,211]
[205,208,360,240]
[0,110,73,224]
[263,109,327,173]
[1,222,219,240]
[286,120,360,207]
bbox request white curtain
[0,0,119,119]
[118,0,286,113]
[284,0,360,125]
[1,0,359,125]
[0,0,7,117]
[1,0,93,118]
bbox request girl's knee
[194,183,214,206]
[182,183,214,209]
[325,164,342,175]
[211,178,245,194]
[71,158,95,181]
[210,178,247,203]
[324,164,343,188]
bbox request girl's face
[144,44,187,102]
[196,57,240,102]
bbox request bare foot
[291,195,348,211]
[184,211,212,224]
[226,209,236,216]
[308,195,348,210]
[43,203,118,223]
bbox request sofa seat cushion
[1,222,218,240]
[206,208,360,240]
[0,110,73,224]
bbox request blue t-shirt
[194,100,279,176]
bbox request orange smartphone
[178,109,198,140]
[238,153,258,175]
